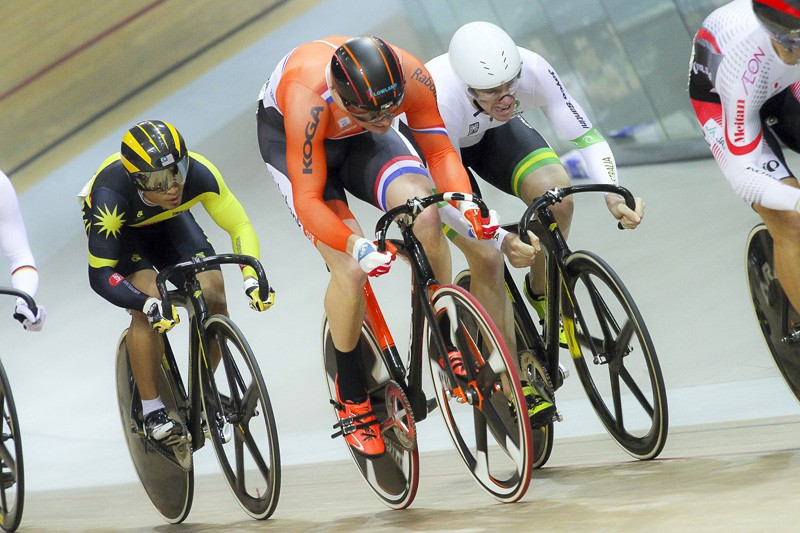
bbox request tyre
[563,251,668,460]
[745,224,800,402]
[321,317,420,510]
[200,315,281,520]
[427,284,533,503]
[114,331,194,523]
[454,269,554,469]
[0,362,23,532]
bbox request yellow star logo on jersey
[94,204,126,239]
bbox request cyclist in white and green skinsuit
[415,21,646,426]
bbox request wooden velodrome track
[0,0,313,190]
[4,1,800,531]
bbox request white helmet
[448,21,522,90]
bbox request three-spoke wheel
[563,251,668,460]
[0,362,23,532]
[455,269,554,469]
[201,315,281,520]
[427,285,533,503]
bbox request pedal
[426,397,438,413]
[554,409,564,423]
[782,326,800,345]
[172,437,193,471]
[203,416,232,443]
[558,362,570,381]
[329,399,377,439]
[0,469,15,489]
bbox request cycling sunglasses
[131,155,189,193]
[765,26,800,51]
[467,71,522,103]
[343,95,404,123]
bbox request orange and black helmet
[330,36,405,112]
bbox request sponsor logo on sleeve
[741,47,765,95]
[410,68,437,97]
[302,106,324,175]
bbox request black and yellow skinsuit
[80,151,260,311]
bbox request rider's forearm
[727,165,800,211]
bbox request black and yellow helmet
[121,120,189,192]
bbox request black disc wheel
[114,331,193,524]
[745,224,800,402]
[322,318,420,510]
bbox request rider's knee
[460,239,503,270]
[199,272,228,313]
[413,205,445,243]
[551,194,575,222]
[331,257,368,290]
[129,309,153,331]
[764,210,800,245]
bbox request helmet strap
[468,93,488,117]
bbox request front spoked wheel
[201,315,281,520]
[564,251,667,460]
[0,362,23,532]
[322,318,420,510]
[745,224,800,402]
[428,285,533,503]
[454,269,554,469]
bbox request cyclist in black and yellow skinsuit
[80,120,273,445]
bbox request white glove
[142,297,179,333]
[352,237,395,277]
[14,299,45,332]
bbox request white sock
[142,397,165,418]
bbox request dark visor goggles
[342,93,405,123]
[131,155,189,193]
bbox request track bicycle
[746,223,800,401]
[0,288,38,532]
[321,192,533,509]
[115,254,280,523]
[456,184,668,467]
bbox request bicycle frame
[515,184,636,390]
[366,193,491,421]
[155,254,272,449]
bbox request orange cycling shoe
[331,380,385,457]
[446,348,467,379]
[436,347,467,379]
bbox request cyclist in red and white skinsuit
[0,170,45,331]
[689,0,800,312]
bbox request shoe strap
[329,399,379,439]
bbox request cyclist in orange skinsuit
[257,36,502,457]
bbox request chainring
[382,380,417,451]
[519,350,555,404]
